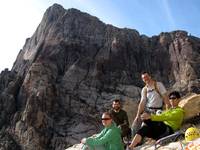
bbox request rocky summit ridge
[0,3,200,150]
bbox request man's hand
[81,138,86,144]
[141,113,151,120]
[118,125,122,129]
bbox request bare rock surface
[0,3,200,150]
[179,93,200,120]
[66,135,200,150]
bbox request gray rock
[0,3,199,150]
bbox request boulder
[123,97,139,126]
[178,93,200,120]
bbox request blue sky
[0,0,200,71]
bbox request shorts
[137,120,173,140]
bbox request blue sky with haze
[0,0,199,71]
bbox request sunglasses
[169,97,177,100]
[101,118,111,121]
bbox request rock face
[179,93,200,120]
[0,3,200,150]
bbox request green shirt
[86,123,124,150]
[151,107,184,131]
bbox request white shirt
[141,82,167,108]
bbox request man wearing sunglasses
[129,91,184,149]
[81,112,124,150]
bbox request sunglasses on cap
[101,118,111,121]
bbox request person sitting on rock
[81,112,124,150]
[129,91,184,149]
[109,98,131,139]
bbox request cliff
[0,3,200,150]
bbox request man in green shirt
[129,91,184,149]
[81,112,124,150]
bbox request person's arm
[135,100,145,120]
[135,87,147,120]
[86,128,115,145]
[140,112,151,120]
[81,129,105,144]
[94,128,106,139]
[162,93,171,109]
[151,108,184,122]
